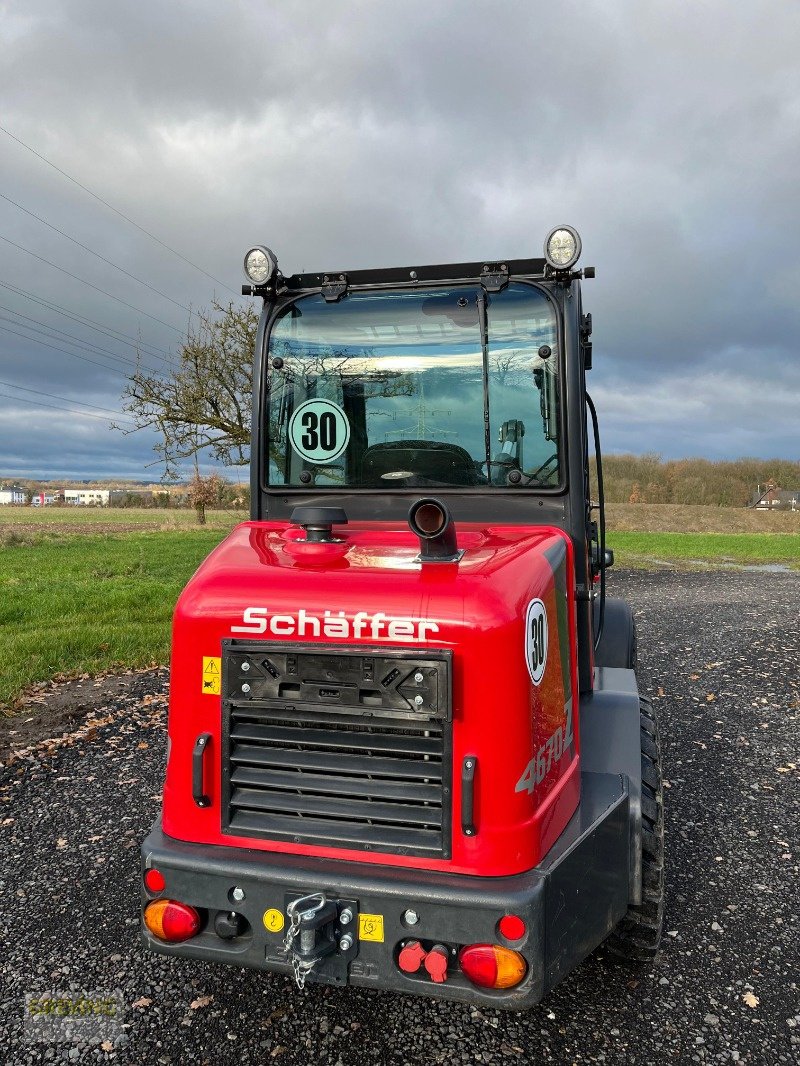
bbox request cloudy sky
[1,0,798,482]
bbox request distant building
[64,488,110,506]
[0,485,27,505]
[31,491,57,507]
[750,484,800,511]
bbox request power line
[0,321,130,378]
[0,389,128,424]
[0,122,239,297]
[0,305,169,378]
[0,304,167,373]
[0,378,136,422]
[0,191,193,313]
[0,278,176,362]
[0,231,186,335]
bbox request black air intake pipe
[408,498,460,563]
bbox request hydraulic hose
[586,392,605,650]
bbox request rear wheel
[606,696,664,960]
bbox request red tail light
[497,914,526,942]
[143,899,201,942]
[144,868,165,894]
[459,944,527,989]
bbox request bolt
[241,683,251,694]
[339,934,354,951]
[403,908,420,926]
[414,695,424,706]
[231,886,245,902]
[241,661,250,672]
[339,908,354,925]
[414,672,424,684]
[465,759,474,770]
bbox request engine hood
[179,520,563,638]
[164,519,581,876]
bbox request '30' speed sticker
[525,598,548,685]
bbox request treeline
[594,454,800,507]
[113,483,250,510]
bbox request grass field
[607,531,800,569]
[0,530,224,709]
[1,505,798,708]
[0,506,241,537]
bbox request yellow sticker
[262,908,285,933]
[358,913,384,942]
[201,656,221,695]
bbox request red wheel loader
[141,227,664,1007]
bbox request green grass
[607,531,800,569]
[0,506,241,531]
[0,531,227,708]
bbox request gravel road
[1,570,798,1065]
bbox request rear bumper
[141,771,630,1009]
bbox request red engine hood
[163,520,580,876]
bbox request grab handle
[461,755,477,836]
[192,733,212,808]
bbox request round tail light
[144,868,165,894]
[498,914,526,942]
[143,899,201,942]
[459,944,527,989]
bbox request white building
[64,488,110,506]
[0,487,27,505]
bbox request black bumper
[141,771,630,1010]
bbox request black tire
[605,695,664,960]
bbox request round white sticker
[525,598,548,685]
[288,399,350,464]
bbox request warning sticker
[201,656,221,695]
[288,398,350,464]
[358,913,384,943]
[262,908,285,933]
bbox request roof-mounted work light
[243,246,277,285]
[543,226,582,270]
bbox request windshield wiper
[476,291,492,478]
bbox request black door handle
[461,755,477,836]
[192,733,212,808]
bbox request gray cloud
[1,0,798,480]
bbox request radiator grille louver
[221,643,452,857]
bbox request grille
[221,642,452,857]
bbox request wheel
[605,696,664,960]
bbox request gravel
[1,569,798,1064]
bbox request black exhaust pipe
[408,497,460,563]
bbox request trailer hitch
[281,892,357,989]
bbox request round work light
[543,226,582,270]
[243,246,277,285]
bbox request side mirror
[603,548,614,569]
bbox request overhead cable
[0,122,239,296]
[0,306,169,377]
[0,277,176,361]
[0,378,136,422]
[0,191,192,312]
[0,388,130,424]
[0,231,185,335]
[0,321,131,378]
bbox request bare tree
[121,301,258,477]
